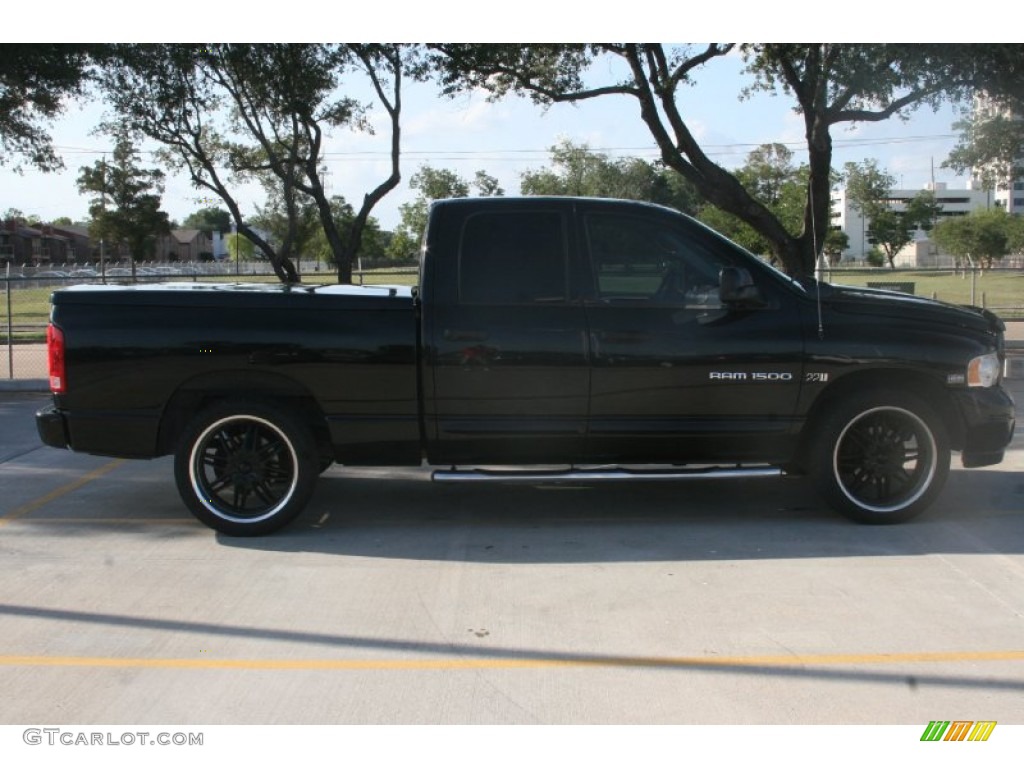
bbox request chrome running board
[432,466,782,484]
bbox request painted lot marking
[0,459,125,527]
[0,649,1022,672]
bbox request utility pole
[99,152,107,283]
[231,220,239,277]
[318,164,333,277]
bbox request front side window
[458,211,567,305]
[585,213,729,308]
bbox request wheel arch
[156,371,332,459]
[795,368,963,471]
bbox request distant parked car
[105,268,134,278]
[69,269,99,279]
[32,271,69,279]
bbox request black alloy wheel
[174,401,318,536]
[812,391,950,524]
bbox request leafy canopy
[428,43,1024,276]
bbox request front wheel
[174,401,318,536]
[811,391,950,524]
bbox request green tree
[843,160,894,222]
[696,143,813,259]
[905,190,944,238]
[204,44,405,283]
[305,195,388,267]
[225,232,255,262]
[76,131,171,271]
[473,170,504,198]
[1008,213,1024,254]
[98,44,295,281]
[843,162,943,268]
[100,43,410,284]
[869,192,944,270]
[865,208,913,268]
[388,165,502,260]
[0,44,105,171]
[182,207,232,236]
[933,208,1017,269]
[943,98,1024,192]
[823,228,850,267]
[249,182,321,264]
[520,139,700,213]
[429,43,1024,276]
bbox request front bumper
[953,385,1016,467]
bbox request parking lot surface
[1,385,1022,725]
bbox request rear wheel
[811,390,950,524]
[174,401,318,536]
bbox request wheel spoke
[258,438,287,461]
[264,464,293,484]
[252,481,279,506]
[208,473,233,493]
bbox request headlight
[967,352,1000,388]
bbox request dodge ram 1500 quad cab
[37,197,1016,535]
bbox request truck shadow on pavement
[216,466,1024,564]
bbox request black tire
[811,390,950,524]
[173,400,318,536]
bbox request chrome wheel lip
[188,414,300,524]
[831,405,937,514]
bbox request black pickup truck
[36,197,1015,535]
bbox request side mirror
[719,267,764,307]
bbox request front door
[580,204,805,464]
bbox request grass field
[3,266,1023,343]
[2,268,419,342]
[824,268,1024,315]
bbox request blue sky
[0,41,977,232]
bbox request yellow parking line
[0,649,1022,672]
[0,459,125,527]
[21,518,194,525]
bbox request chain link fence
[4,261,1023,382]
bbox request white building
[994,178,1024,215]
[830,182,994,265]
[971,95,1024,216]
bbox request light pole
[99,152,107,283]
[231,220,239,278]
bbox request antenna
[810,175,824,340]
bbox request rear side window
[458,211,567,304]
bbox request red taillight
[47,324,66,394]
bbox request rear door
[423,200,590,464]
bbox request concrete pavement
[0,384,1022,726]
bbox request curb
[0,379,48,393]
